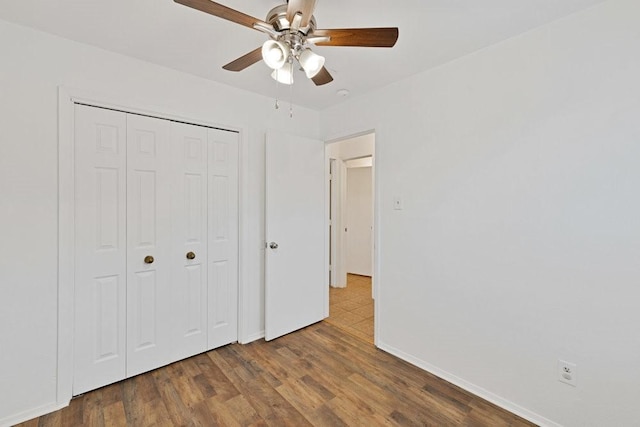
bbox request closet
[72,104,238,395]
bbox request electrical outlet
[558,360,577,387]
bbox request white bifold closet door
[73,104,238,395]
[125,114,175,377]
[74,105,128,394]
[207,129,239,349]
[170,122,209,362]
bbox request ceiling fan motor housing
[267,5,316,36]
[263,4,319,66]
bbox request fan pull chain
[274,69,280,110]
[289,68,294,118]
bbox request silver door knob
[269,242,278,249]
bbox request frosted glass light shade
[299,49,325,78]
[262,40,289,70]
[271,62,294,85]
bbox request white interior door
[265,131,328,341]
[346,166,373,276]
[73,105,127,394]
[171,122,209,360]
[207,129,239,349]
[125,114,174,377]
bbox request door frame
[329,157,347,288]
[325,130,379,345]
[57,86,246,407]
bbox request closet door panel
[171,122,208,359]
[208,129,239,349]
[73,105,127,395]
[126,114,174,376]
[73,105,239,394]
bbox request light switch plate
[393,196,403,210]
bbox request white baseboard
[0,400,69,427]
[377,341,560,427]
[239,330,265,344]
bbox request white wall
[346,166,373,276]
[0,19,319,425]
[321,0,640,425]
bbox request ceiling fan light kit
[299,49,325,78]
[174,0,399,110]
[271,61,295,85]
[262,39,290,70]
[262,39,324,82]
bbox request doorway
[325,133,375,344]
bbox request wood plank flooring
[17,322,535,426]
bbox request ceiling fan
[173,0,399,86]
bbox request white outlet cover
[558,359,577,387]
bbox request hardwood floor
[325,274,374,344]
[18,322,535,426]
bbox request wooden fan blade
[222,47,263,72]
[311,67,333,86]
[174,0,267,30]
[286,0,316,28]
[312,28,399,47]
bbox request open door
[265,131,328,341]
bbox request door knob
[144,255,154,264]
[186,251,196,260]
[269,242,278,249]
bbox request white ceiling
[0,0,604,110]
